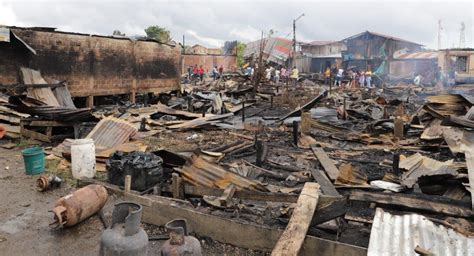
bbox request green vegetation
[145,25,171,43]
[236,41,246,67]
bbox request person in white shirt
[334,68,344,87]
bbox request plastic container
[22,147,45,175]
[71,138,96,179]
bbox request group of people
[187,64,224,82]
[329,67,373,89]
[263,66,300,86]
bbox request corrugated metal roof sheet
[368,208,474,256]
[86,117,137,152]
[396,51,438,60]
[342,31,423,46]
[244,37,293,64]
[177,153,268,192]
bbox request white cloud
[187,30,224,48]
[229,26,261,42]
[0,0,472,49]
[0,1,20,26]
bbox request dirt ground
[0,145,265,255]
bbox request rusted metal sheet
[368,208,474,256]
[86,117,137,152]
[177,153,268,192]
[399,153,457,188]
[8,96,91,121]
[395,51,438,60]
[20,67,60,107]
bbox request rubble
[2,23,474,256]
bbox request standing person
[192,64,199,81]
[218,65,224,77]
[280,67,287,84]
[358,71,365,88]
[212,66,219,81]
[275,68,280,85]
[198,65,204,82]
[365,70,372,88]
[334,68,344,87]
[290,66,299,87]
[265,66,272,81]
[324,67,331,85]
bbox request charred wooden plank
[311,145,339,181]
[310,168,340,197]
[350,190,474,218]
[272,183,320,255]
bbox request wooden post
[130,90,136,104]
[292,120,298,146]
[393,152,400,175]
[256,140,263,167]
[124,175,132,193]
[272,183,320,255]
[300,112,311,134]
[342,97,347,120]
[86,95,94,108]
[172,173,184,199]
[241,100,245,123]
[394,117,404,139]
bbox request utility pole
[460,22,466,48]
[292,13,305,63]
[438,19,443,50]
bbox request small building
[182,43,237,74]
[438,48,474,84]
[297,41,344,73]
[244,37,292,66]
[389,50,439,83]
[340,31,423,74]
[0,26,181,104]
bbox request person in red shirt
[198,65,204,82]
[192,64,199,80]
[218,65,224,77]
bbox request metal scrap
[86,117,138,152]
[176,152,268,192]
[368,208,474,256]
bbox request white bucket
[71,138,96,179]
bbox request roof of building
[304,40,337,46]
[341,30,423,46]
[395,51,438,60]
[244,37,293,65]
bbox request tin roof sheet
[368,208,474,256]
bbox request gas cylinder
[100,202,148,256]
[160,219,202,256]
[50,184,108,228]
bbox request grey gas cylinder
[160,219,202,256]
[100,202,148,256]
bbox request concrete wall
[0,28,181,97]
[182,54,237,74]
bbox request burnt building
[438,48,474,84]
[297,41,344,73]
[340,31,423,75]
[182,43,237,74]
[0,26,181,105]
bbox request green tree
[236,41,246,67]
[145,25,171,43]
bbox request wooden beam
[350,190,474,218]
[272,183,320,256]
[310,168,340,197]
[311,145,339,181]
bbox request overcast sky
[0,0,473,50]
